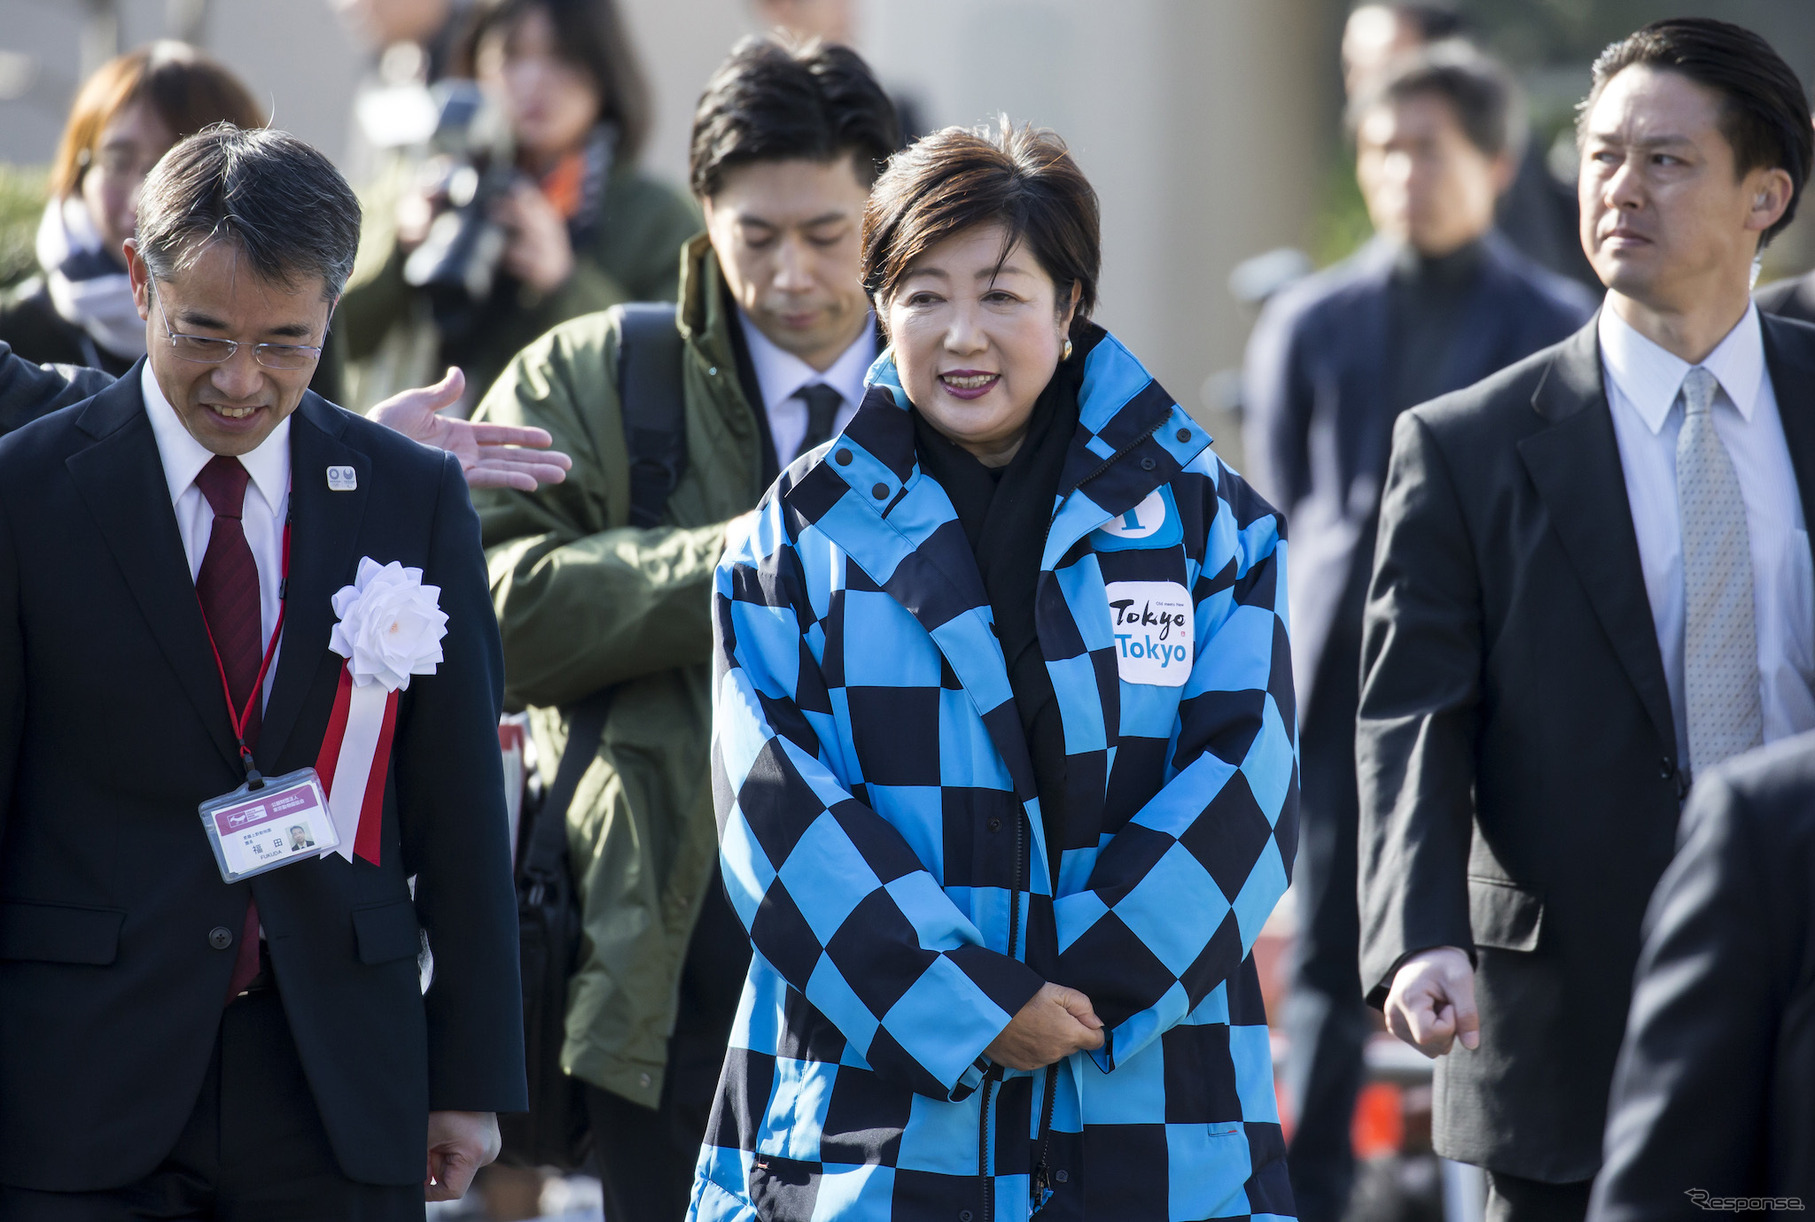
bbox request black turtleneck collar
[1391,236,1486,294]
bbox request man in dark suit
[1588,733,1815,1218]
[1243,45,1591,1220]
[0,125,525,1216]
[1359,19,1815,1221]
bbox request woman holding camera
[0,42,263,377]
[338,0,698,410]
[694,124,1297,1221]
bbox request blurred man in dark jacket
[1244,44,1592,1222]
[1343,2,1595,289]
[1589,734,1815,1219]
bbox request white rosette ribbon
[317,558,449,861]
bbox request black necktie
[794,383,843,462]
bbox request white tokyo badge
[1100,490,1166,539]
[199,767,340,883]
[326,465,357,491]
[1106,581,1194,686]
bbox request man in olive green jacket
[469,36,898,1222]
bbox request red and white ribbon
[316,558,448,865]
[315,668,399,864]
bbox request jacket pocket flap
[1467,876,1543,952]
[352,900,422,965]
[0,900,125,965]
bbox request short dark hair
[688,35,898,200]
[862,122,1099,340]
[1350,43,1523,160]
[135,124,362,299]
[454,0,653,165]
[1582,18,1813,246]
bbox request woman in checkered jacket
[692,122,1299,1222]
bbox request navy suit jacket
[0,367,526,1191]
[1242,232,1594,714]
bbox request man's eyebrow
[799,212,850,229]
[176,310,317,340]
[1588,130,1697,148]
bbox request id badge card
[199,767,340,883]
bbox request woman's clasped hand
[983,982,1106,1070]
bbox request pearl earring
[1062,338,1074,362]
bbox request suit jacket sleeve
[0,480,18,857]
[1240,295,1311,513]
[1053,461,1297,1071]
[0,344,113,438]
[1357,410,1482,1006]
[1589,773,1777,1216]
[471,320,731,711]
[398,453,528,1113]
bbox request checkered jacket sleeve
[1054,458,1297,1071]
[710,500,1046,1102]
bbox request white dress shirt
[142,360,291,709]
[736,309,876,463]
[1600,302,1815,764]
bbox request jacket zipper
[1031,1063,1058,1212]
[978,1070,998,1222]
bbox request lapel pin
[327,465,357,492]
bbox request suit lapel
[1517,320,1677,749]
[257,394,369,768]
[1760,313,1815,569]
[65,371,243,774]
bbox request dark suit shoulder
[316,395,456,487]
[1406,328,1580,439]
[1757,271,1815,326]
[1258,241,1393,334]
[1701,732,1815,845]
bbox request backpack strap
[615,302,689,529]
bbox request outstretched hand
[986,982,1106,1070]
[368,367,574,491]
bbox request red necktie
[195,455,265,1001]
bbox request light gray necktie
[1676,364,1763,775]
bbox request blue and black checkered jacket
[692,329,1298,1221]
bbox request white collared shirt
[736,309,876,463]
[142,360,291,707]
[1599,302,1815,764]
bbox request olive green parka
[470,235,771,1106]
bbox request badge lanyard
[195,506,292,791]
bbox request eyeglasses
[153,290,325,371]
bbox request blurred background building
[4,0,1815,466]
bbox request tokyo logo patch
[1106,581,1194,686]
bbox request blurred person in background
[1244,44,1592,1222]
[337,0,699,412]
[1343,2,1595,289]
[470,35,896,1222]
[0,43,264,379]
[1359,19,1815,1220]
[746,0,922,143]
[694,120,1295,1222]
[331,0,470,89]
